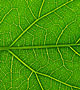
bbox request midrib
[0,43,80,50]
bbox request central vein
[0,43,80,50]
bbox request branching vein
[1,0,80,89]
[36,72,80,89]
[70,47,80,56]
[9,0,73,47]
[70,38,80,56]
[0,8,16,24]
[38,0,45,17]
[8,50,35,72]
[7,50,80,89]
[35,73,44,90]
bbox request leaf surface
[0,0,80,90]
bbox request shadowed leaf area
[0,0,80,90]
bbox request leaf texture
[0,0,80,90]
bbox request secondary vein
[36,71,80,89]
[8,50,35,72]
[38,0,45,17]
[9,0,73,47]
[8,50,80,89]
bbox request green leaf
[0,0,80,90]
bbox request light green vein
[70,38,80,56]
[36,72,80,89]
[70,47,80,56]
[76,38,80,44]
[56,20,75,45]
[0,43,80,50]
[10,0,73,47]
[38,0,45,17]
[38,0,73,20]
[56,20,75,66]
[0,8,16,24]
[8,50,80,89]
[35,73,44,90]
[25,0,37,19]
[8,50,35,72]
[8,56,13,90]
